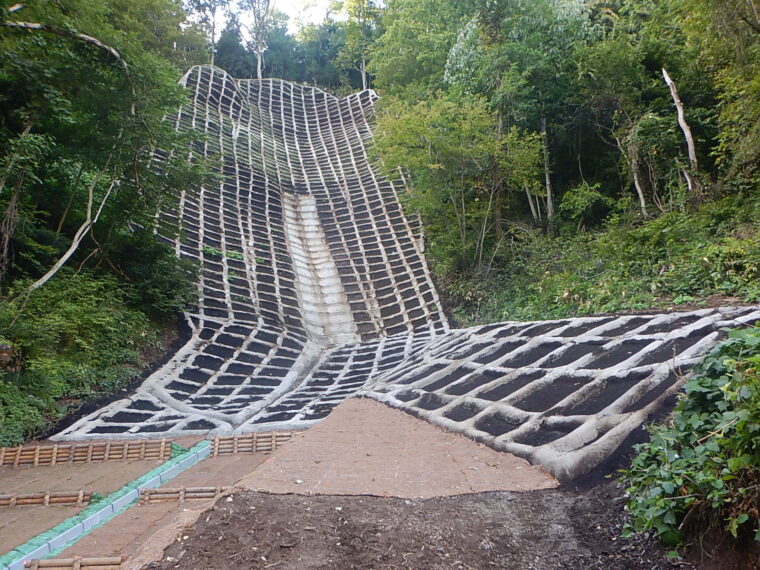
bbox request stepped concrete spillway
[54,66,760,480]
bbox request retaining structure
[24,556,125,569]
[210,432,292,456]
[0,491,92,508]
[46,66,760,482]
[0,440,172,468]
[0,441,210,570]
[139,486,231,503]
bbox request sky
[274,0,335,31]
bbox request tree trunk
[360,53,368,90]
[210,10,216,67]
[56,163,84,234]
[662,68,702,198]
[256,47,264,79]
[0,123,33,198]
[525,187,540,222]
[493,185,503,240]
[616,136,648,217]
[22,174,116,295]
[631,153,649,217]
[540,116,555,232]
[0,184,21,283]
[662,68,698,171]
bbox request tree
[333,0,381,90]
[0,1,203,293]
[575,0,717,213]
[375,94,515,273]
[242,0,273,79]
[671,0,760,182]
[369,0,474,95]
[443,0,594,230]
[215,15,256,77]
[185,0,229,66]
[107,0,208,68]
[297,19,348,88]
[263,11,302,81]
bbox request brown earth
[0,459,161,556]
[57,453,270,570]
[147,479,691,570]
[238,398,557,498]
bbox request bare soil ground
[236,399,558,498]
[147,479,690,570]
[0,459,160,555]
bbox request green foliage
[369,0,474,95]
[446,196,760,325]
[214,16,257,78]
[297,19,350,90]
[622,325,760,544]
[104,229,198,318]
[201,244,243,260]
[333,0,381,88]
[0,380,47,447]
[0,271,158,444]
[673,0,760,182]
[559,182,614,227]
[0,1,205,446]
[375,93,505,271]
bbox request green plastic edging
[0,440,210,569]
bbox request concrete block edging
[0,441,211,570]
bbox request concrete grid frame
[53,66,760,481]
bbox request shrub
[0,271,157,443]
[443,197,760,325]
[622,325,760,546]
[0,380,48,447]
[104,229,198,319]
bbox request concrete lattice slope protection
[54,66,760,481]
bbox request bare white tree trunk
[210,7,216,67]
[525,187,540,222]
[24,174,116,294]
[662,68,698,171]
[631,154,649,217]
[616,136,648,217]
[540,116,555,224]
[256,47,264,79]
[662,68,703,198]
[360,53,368,90]
[245,0,272,80]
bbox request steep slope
[54,66,760,480]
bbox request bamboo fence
[24,555,125,569]
[210,432,292,457]
[0,490,92,508]
[0,439,172,468]
[139,486,231,503]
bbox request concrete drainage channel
[0,441,211,570]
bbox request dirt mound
[147,479,686,570]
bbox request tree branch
[2,19,137,116]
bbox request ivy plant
[622,325,760,546]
